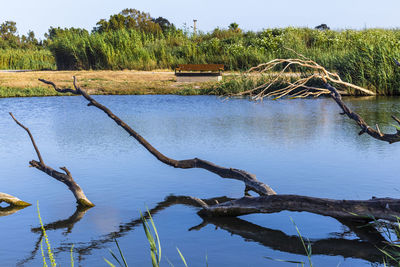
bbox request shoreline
[0,70,393,98]
[0,70,216,98]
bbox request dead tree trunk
[38,77,276,196]
[198,195,400,221]
[9,113,94,207]
[22,194,394,266]
[37,77,400,222]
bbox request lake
[1,95,400,266]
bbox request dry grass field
[0,70,213,97]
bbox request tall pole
[193,19,197,35]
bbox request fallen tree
[0,193,30,217]
[9,113,94,207]
[37,71,400,222]
[0,192,31,217]
[0,192,30,207]
[20,195,398,266]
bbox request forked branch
[237,55,400,143]
[38,77,276,196]
[9,113,94,207]
[236,57,375,100]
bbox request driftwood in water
[37,77,400,222]
[0,192,31,207]
[21,195,395,265]
[9,113,94,207]
[325,82,400,143]
[198,195,400,222]
[0,192,30,217]
[38,77,276,196]
[198,83,400,220]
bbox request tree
[228,22,241,33]
[152,16,175,33]
[0,21,19,48]
[315,23,330,30]
[0,21,17,40]
[93,8,161,34]
[45,27,88,40]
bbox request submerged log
[9,113,94,207]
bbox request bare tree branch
[234,54,400,143]
[9,113,94,207]
[10,113,44,164]
[38,77,276,196]
[236,57,375,100]
[325,83,400,144]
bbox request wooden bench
[175,64,224,76]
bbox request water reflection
[18,195,397,266]
[0,205,28,217]
[3,95,400,266]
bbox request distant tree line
[1,8,400,96]
[0,8,177,50]
[0,21,42,49]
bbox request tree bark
[198,195,400,222]
[9,113,94,207]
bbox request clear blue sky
[2,0,400,38]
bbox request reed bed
[2,27,400,94]
[0,49,55,70]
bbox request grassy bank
[0,70,214,97]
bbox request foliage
[105,209,188,267]
[104,239,128,267]
[2,13,400,94]
[37,201,57,267]
[93,8,162,34]
[0,20,43,49]
[140,209,162,267]
[0,49,55,70]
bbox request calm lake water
[1,95,400,266]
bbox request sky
[1,0,400,38]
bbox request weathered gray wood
[0,192,31,207]
[38,77,276,196]
[198,195,400,222]
[9,113,94,207]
